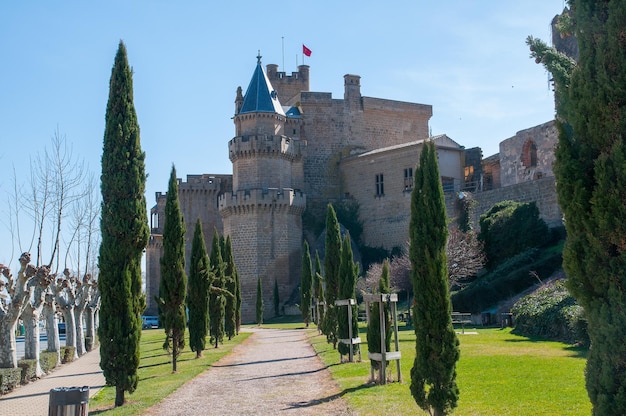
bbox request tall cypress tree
[223,236,237,340]
[337,234,359,357]
[367,258,392,372]
[409,141,460,416]
[273,279,280,317]
[98,41,149,407]
[542,2,626,413]
[322,203,341,348]
[256,276,264,325]
[234,255,242,335]
[158,165,187,372]
[314,251,325,328]
[208,230,226,348]
[188,219,210,358]
[300,241,313,327]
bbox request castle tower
[219,54,306,322]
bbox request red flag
[303,44,312,57]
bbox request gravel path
[144,327,354,415]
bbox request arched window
[522,140,538,168]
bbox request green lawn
[310,324,591,415]
[89,329,250,415]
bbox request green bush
[17,359,37,384]
[0,368,21,393]
[451,247,562,313]
[478,201,549,268]
[61,346,76,364]
[511,280,589,346]
[40,351,59,373]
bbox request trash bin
[48,386,89,416]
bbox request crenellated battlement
[219,188,306,216]
[229,135,302,161]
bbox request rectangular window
[404,168,413,191]
[376,174,384,196]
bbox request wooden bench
[451,312,472,334]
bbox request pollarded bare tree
[0,253,37,369]
[55,269,78,360]
[21,265,54,376]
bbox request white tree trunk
[61,308,78,360]
[21,305,43,377]
[0,319,18,368]
[73,306,85,356]
[43,301,61,366]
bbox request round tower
[220,55,306,322]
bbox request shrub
[17,359,37,384]
[39,351,59,373]
[61,346,76,364]
[512,280,589,346]
[0,368,21,393]
[478,201,549,268]
[451,247,562,313]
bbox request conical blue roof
[239,56,285,116]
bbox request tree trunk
[172,341,178,373]
[74,306,85,356]
[0,318,18,368]
[43,302,61,366]
[21,305,43,377]
[115,385,125,407]
[84,306,96,352]
[62,308,78,360]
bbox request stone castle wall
[469,176,562,228]
[220,189,305,322]
[499,121,557,187]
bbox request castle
[145,53,561,322]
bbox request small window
[404,168,413,191]
[376,174,384,196]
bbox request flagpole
[281,36,285,72]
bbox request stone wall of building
[499,120,557,187]
[341,136,464,251]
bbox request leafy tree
[314,251,325,328]
[300,241,313,327]
[366,259,392,373]
[322,203,341,348]
[208,230,226,348]
[337,234,359,357]
[409,140,460,416]
[273,278,280,317]
[187,219,210,358]
[98,41,150,407]
[531,2,626,413]
[223,236,237,340]
[256,276,263,325]
[478,200,548,268]
[157,166,187,372]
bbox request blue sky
[0,1,565,270]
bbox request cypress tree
[158,165,187,372]
[409,141,460,416]
[98,41,149,407]
[188,219,210,358]
[322,203,341,348]
[234,258,242,335]
[337,234,359,357]
[273,278,280,317]
[300,241,313,327]
[543,2,626,413]
[367,258,392,372]
[223,236,237,340]
[256,276,264,325]
[314,251,325,328]
[208,230,225,348]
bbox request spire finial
[257,50,262,65]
